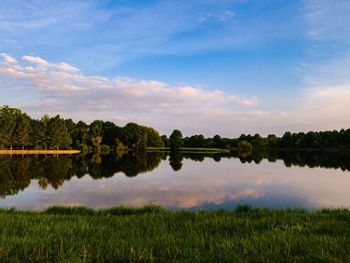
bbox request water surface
[0,150,349,210]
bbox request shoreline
[2,204,349,214]
[0,150,81,155]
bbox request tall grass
[0,205,349,262]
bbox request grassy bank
[0,150,81,155]
[0,205,349,262]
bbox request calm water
[0,150,350,210]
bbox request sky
[1,0,350,137]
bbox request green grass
[0,205,350,262]
[146,147,230,153]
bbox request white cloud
[22,55,80,72]
[229,95,259,106]
[0,53,17,64]
[0,54,266,135]
[291,85,350,130]
[3,53,349,137]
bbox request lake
[0,150,349,210]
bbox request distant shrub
[98,204,165,216]
[44,206,96,216]
[234,204,253,213]
[0,207,18,214]
[43,204,165,216]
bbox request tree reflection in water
[0,149,350,198]
[0,151,164,198]
[169,151,183,171]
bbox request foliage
[169,129,183,151]
[91,136,102,153]
[237,140,253,156]
[0,106,164,152]
[114,138,128,154]
[2,105,350,152]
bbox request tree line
[1,105,350,152]
[0,106,163,153]
[169,129,350,151]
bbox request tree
[146,127,164,147]
[72,120,88,149]
[121,122,145,147]
[114,138,128,155]
[251,133,265,147]
[187,134,205,147]
[237,140,253,155]
[102,121,117,146]
[267,134,279,148]
[30,119,42,149]
[13,114,32,149]
[161,135,169,147]
[48,115,72,150]
[91,136,102,153]
[169,129,183,151]
[213,134,222,148]
[89,120,104,140]
[39,115,50,150]
[0,106,22,149]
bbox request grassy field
[0,150,81,155]
[0,205,349,262]
[146,147,230,153]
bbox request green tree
[72,120,89,149]
[251,133,265,147]
[0,106,22,149]
[48,115,72,150]
[114,138,128,155]
[187,134,205,147]
[89,120,104,139]
[170,129,183,151]
[39,115,50,150]
[91,136,102,153]
[146,127,164,147]
[237,140,253,156]
[102,121,117,146]
[30,119,42,149]
[13,113,32,150]
[213,134,222,148]
[267,134,279,148]
[161,135,169,147]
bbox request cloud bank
[0,53,278,135]
[1,53,350,136]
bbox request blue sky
[1,0,350,136]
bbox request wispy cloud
[1,53,350,136]
[293,0,350,132]
[289,85,350,131]
[22,56,80,72]
[0,0,300,69]
[303,0,350,44]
